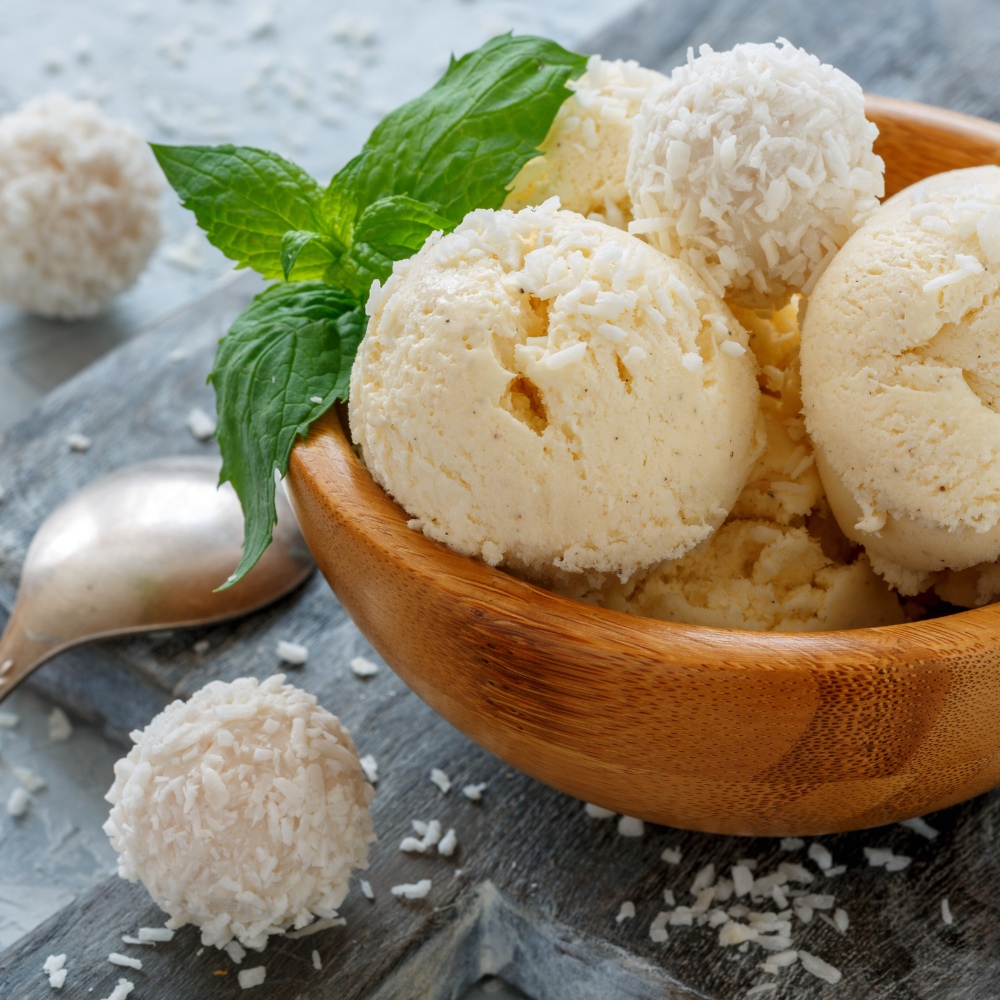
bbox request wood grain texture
[286,98,1000,838]
[3,1,1000,996]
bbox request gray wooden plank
[3,1,1000,997]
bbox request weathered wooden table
[3,1,1000,996]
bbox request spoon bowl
[0,456,314,697]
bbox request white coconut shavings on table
[275,639,308,665]
[615,901,636,924]
[136,926,174,943]
[224,941,246,964]
[66,433,92,453]
[429,768,452,794]
[349,655,379,678]
[437,828,458,857]
[941,897,954,926]
[283,916,346,939]
[584,802,616,819]
[108,952,142,970]
[360,879,374,901]
[661,847,683,864]
[359,754,379,784]
[617,815,645,837]
[14,766,46,792]
[43,953,67,988]
[7,786,31,817]
[863,847,912,871]
[462,783,487,802]
[899,817,940,840]
[186,406,216,442]
[311,949,322,971]
[806,842,833,870]
[47,708,73,743]
[238,966,266,989]
[391,879,432,900]
[99,979,134,1000]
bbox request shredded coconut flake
[276,639,308,665]
[391,879,432,900]
[6,786,30,817]
[899,817,939,840]
[462,783,487,802]
[238,967,266,990]
[616,900,636,924]
[349,656,379,678]
[99,979,135,1000]
[67,433,92,453]
[661,847,683,865]
[617,815,645,837]
[584,802,616,819]
[941,897,954,926]
[430,768,452,794]
[798,951,842,985]
[359,754,379,785]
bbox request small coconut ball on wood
[627,40,884,307]
[104,675,376,951]
[350,200,762,585]
[0,94,162,319]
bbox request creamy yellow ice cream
[801,166,1000,595]
[349,200,762,584]
[504,56,667,228]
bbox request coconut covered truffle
[104,675,375,951]
[0,94,162,319]
[627,40,884,307]
[801,166,1000,596]
[350,200,763,584]
[504,56,668,228]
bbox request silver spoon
[0,455,314,699]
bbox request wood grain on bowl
[287,99,1000,839]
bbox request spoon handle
[0,606,58,699]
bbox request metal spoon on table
[0,455,314,699]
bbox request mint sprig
[153,34,587,585]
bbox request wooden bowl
[287,96,1000,837]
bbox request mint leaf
[330,195,453,297]
[152,144,332,278]
[281,230,340,280]
[209,283,365,585]
[332,35,587,225]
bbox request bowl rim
[292,95,1000,657]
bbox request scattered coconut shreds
[14,766,46,792]
[284,917,346,939]
[193,639,211,655]
[746,986,777,997]
[108,953,142,970]
[0,710,20,728]
[691,863,716,895]
[276,639,309,665]
[863,847,912,871]
[359,754,379,784]
[238,966,266,990]
[186,406,216,442]
[310,396,324,405]
[618,815,645,837]
[430,768,452,794]
[360,879,375,901]
[663,888,676,906]
[825,865,847,877]
[833,908,850,934]
[67,432,92,452]
[224,941,246,964]
[349,655,379,678]
[462,782,487,802]
[615,901,636,924]
[941,898,954,926]
[807,843,833,870]
[7,786,30,817]
[661,847,683,865]
[100,979,135,1000]
[47,707,73,743]
[798,950,843,985]
[137,927,175,943]
[899,816,940,840]
[438,828,458,857]
[780,838,805,851]
[43,954,67,989]
[311,949,322,971]
[649,911,670,943]
[391,879,432,900]
[584,802,616,819]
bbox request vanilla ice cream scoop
[505,56,667,228]
[801,166,1000,595]
[627,40,884,307]
[350,201,762,584]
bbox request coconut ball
[627,39,884,307]
[0,94,162,319]
[504,56,668,228]
[350,200,763,585]
[104,675,376,951]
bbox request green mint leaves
[154,34,587,584]
[209,283,365,583]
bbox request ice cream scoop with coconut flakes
[104,675,375,951]
[505,55,668,228]
[350,199,763,585]
[801,166,1000,597]
[626,39,883,307]
[0,94,162,319]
